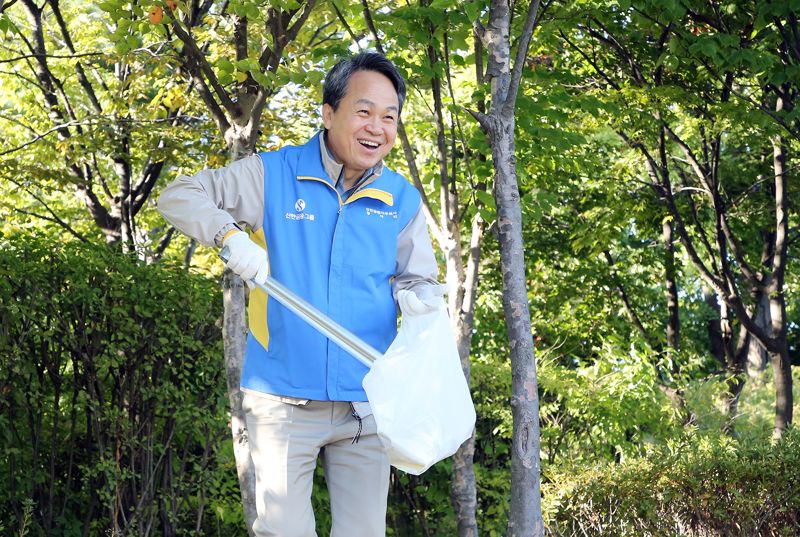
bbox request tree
[470,0,546,534]
[0,0,203,256]
[351,1,490,533]
[135,1,319,529]
[558,0,798,437]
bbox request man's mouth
[358,139,381,149]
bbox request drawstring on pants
[350,403,362,444]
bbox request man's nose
[366,115,382,133]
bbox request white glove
[397,289,446,316]
[223,231,268,287]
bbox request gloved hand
[397,289,446,316]
[222,231,268,287]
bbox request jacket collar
[295,131,385,190]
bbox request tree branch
[692,54,800,141]
[285,0,317,45]
[503,0,541,115]
[603,251,654,344]
[47,0,102,114]
[618,129,727,297]
[559,30,621,90]
[473,19,487,48]
[360,0,386,55]
[673,163,719,273]
[6,206,88,242]
[153,226,176,261]
[0,111,37,135]
[5,177,88,242]
[169,15,235,115]
[331,1,363,46]
[585,18,646,86]
[0,0,20,13]
[91,153,114,200]
[0,51,103,64]
[663,123,760,286]
[306,19,337,47]
[358,0,444,245]
[131,159,165,217]
[0,118,86,157]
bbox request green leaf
[218,71,234,86]
[98,1,118,13]
[235,58,259,72]
[474,189,495,209]
[245,3,260,20]
[217,58,234,73]
[464,1,480,21]
[114,40,130,55]
[251,70,270,88]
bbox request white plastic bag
[362,291,476,475]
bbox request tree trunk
[220,126,261,534]
[113,119,134,253]
[702,285,726,365]
[663,218,679,350]
[769,124,792,438]
[449,215,484,537]
[222,270,258,535]
[768,324,792,439]
[720,299,749,435]
[476,1,544,534]
[490,118,543,537]
[746,292,770,378]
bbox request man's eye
[357,109,369,115]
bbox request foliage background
[1,0,799,535]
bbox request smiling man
[158,52,442,537]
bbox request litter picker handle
[219,245,380,368]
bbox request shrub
[544,429,800,536]
[0,233,243,536]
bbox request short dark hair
[323,52,406,114]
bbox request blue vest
[240,135,421,401]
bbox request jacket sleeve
[393,204,447,299]
[157,154,265,247]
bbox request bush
[0,233,243,536]
[544,429,800,536]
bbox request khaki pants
[243,392,390,537]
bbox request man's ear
[322,104,334,130]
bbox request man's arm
[157,155,265,246]
[393,205,447,300]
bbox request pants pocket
[243,393,295,423]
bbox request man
[158,52,442,537]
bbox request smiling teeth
[359,140,380,147]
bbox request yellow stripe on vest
[247,228,270,350]
[297,175,343,207]
[346,188,394,206]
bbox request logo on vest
[286,198,315,221]
[365,207,398,219]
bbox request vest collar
[296,133,332,186]
[295,131,385,190]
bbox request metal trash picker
[218,245,381,368]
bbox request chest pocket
[342,197,400,277]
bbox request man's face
[322,70,399,184]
